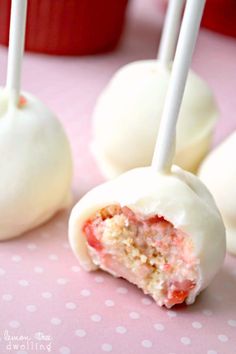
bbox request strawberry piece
[170,289,188,304]
[18,95,27,107]
[121,206,139,223]
[163,263,171,271]
[147,215,165,225]
[83,221,103,251]
[167,280,195,306]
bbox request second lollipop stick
[6,0,27,106]
[152,0,206,173]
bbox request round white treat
[199,132,236,255]
[69,165,225,304]
[92,60,218,178]
[0,89,73,240]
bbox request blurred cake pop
[92,0,218,179]
[69,0,225,308]
[199,132,236,255]
[0,0,72,240]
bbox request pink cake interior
[83,205,199,308]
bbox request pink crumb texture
[0,0,236,353]
[83,205,198,308]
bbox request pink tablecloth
[0,1,236,354]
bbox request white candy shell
[92,60,218,179]
[199,132,236,255]
[69,166,225,303]
[0,89,73,240]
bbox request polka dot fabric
[0,218,236,354]
[0,1,236,353]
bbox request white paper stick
[152,0,206,173]
[158,0,185,64]
[6,0,27,105]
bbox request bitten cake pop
[0,0,72,241]
[69,0,225,308]
[199,132,236,255]
[92,0,218,179]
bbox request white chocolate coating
[69,166,225,303]
[199,132,236,255]
[92,60,218,178]
[0,89,73,240]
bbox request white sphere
[69,166,225,306]
[0,89,73,240]
[199,132,236,255]
[92,60,218,178]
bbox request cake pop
[92,0,218,179]
[0,0,72,240]
[69,0,225,308]
[199,132,236,255]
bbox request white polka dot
[9,320,20,328]
[91,314,101,322]
[75,329,86,337]
[2,294,13,302]
[27,243,37,250]
[154,323,165,331]
[117,287,128,294]
[80,289,91,297]
[71,266,80,272]
[94,275,104,283]
[65,302,76,310]
[218,334,228,342]
[129,312,140,319]
[42,292,52,299]
[59,347,71,354]
[0,267,6,276]
[141,340,153,348]
[167,310,177,318]
[11,255,22,262]
[141,297,152,305]
[18,280,29,287]
[115,326,127,334]
[26,305,37,313]
[192,321,202,329]
[48,254,58,261]
[51,317,61,325]
[202,309,213,316]
[228,319,236,327]
[207,350,218,354]
[101,343,112,352]
[105,299,114,307]
[57,278,69,285]
[34,266,44,274]
[181,337,191,345]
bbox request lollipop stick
[6,0,27,105]
[158,0,185,64]
[152,0,206,173]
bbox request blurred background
[0,0,235,194]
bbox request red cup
[160,0,236,39]
[0,0,128,55]
[201,0,236,38]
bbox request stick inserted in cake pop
[152,0,206,173]
[6,0,27,105]
[69,0,225,309]
[0,0,73,241]
[158,0,185,65]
